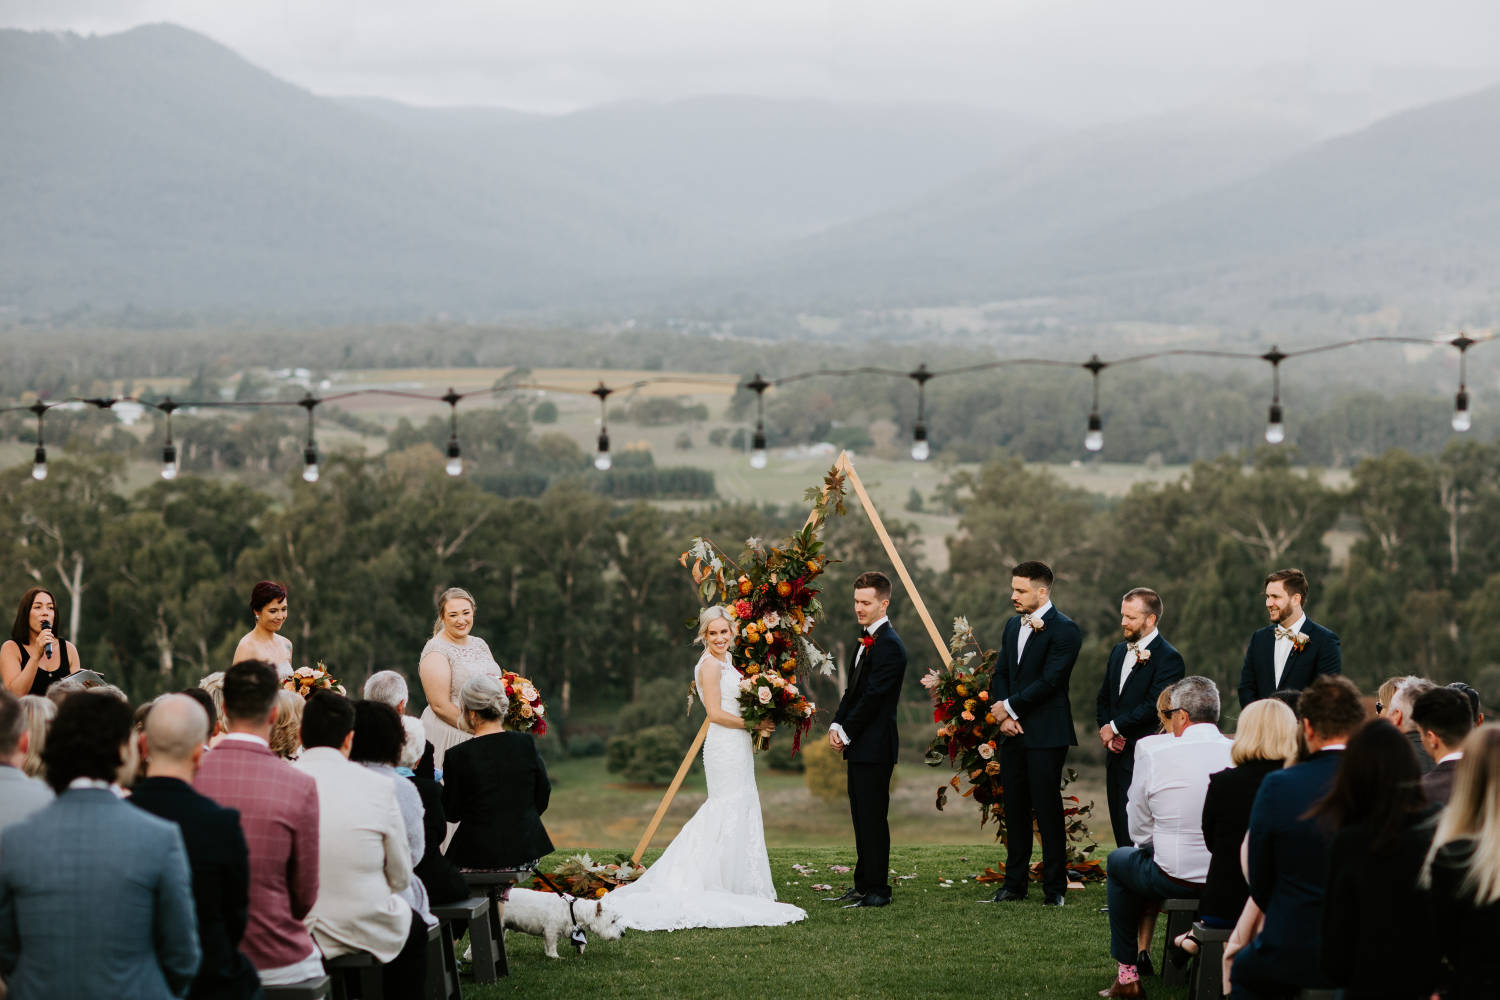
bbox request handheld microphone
[40,620,53,659]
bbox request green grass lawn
[464,844,1191,1000]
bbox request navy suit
[1230,749,1343,999]
[1094,634,1185,847]
[991,606,1082,898]
[832,620,907,899]
[1237,617,1341,709]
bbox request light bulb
[302,446,319,483]
[750,428,768,469]
[161,443,178,481]
[1265,403,1285,444]
[446,440,463,476]
[1453,391,1471,432]
[911,423,930,461]
[1084,413,1103,452]
[595,430,611,470]
[31,446,46,481]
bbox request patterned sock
[1117,963,1140,984]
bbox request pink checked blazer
[195,737,321,972]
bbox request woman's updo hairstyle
[458,673,509,728]
[695,605,737,646]
[433,586,477,636]
[250,580,288,615]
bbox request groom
[828,570,907,908]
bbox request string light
[591,382,613,471]
[29,402,46,481]
[745,373,771,469]
[1451,334,1475,433]
[442,388,463,476]
[1083,355,1106,452]
[298,393,320,483]
[159,397,179,480]
[1262,346,1287,444]
[909,364,933,461]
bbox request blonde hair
[433,587,477,636]
[695,605,737,645]
[199,671,227,732]
[268,688,304,760]
[1155,683,1176,734]
[18,694,54,779]
[1422,725,1500,904]
[458,673,509,730]
[1231,698,1299,765]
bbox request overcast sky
[4,0,1499,123]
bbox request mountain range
[4,23,1499,329]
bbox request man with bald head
[132,694,262,1000]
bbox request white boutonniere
[1022,614,1046,632]
[1291,632,1309,652]
[1134,647,1151,663]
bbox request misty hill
[0,24,1048,320]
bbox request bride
[607,605,806,931]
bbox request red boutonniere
[859,636,875,648]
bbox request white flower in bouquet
[762,611,781,628]
[739,677,755,691]
[977,743,995,760]
[758,687,773,704]
[786,684,798,696]
[535,704,545,717]
[769,674,784,688]
[520,683,539,702]
[295,666,316,678]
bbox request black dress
[1320,811,1439,999]
[405,773,469,904]
[442,730,554,869]
[1199,757,1282,923]
[9,641,76,697]
[1427,838,1500,999]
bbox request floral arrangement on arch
[283,663,346,698]
[923,618,1103,883]
[530,852,645,898]
[679,465,847,753]
[502,670,548,736]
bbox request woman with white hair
[398,716,467,905]
[606,605,804,931]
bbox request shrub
[532,400,559,423]
[802,738,846,803]
[764,736,805,772]
[609,724,689,784]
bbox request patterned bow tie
[1274,625,1297,642]
[1127,641,1140,655]
[1021,614,1045,632]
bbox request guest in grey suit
[0,690,52,835]
[0,691,200,998]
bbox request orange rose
[978,691,989,701]
[984,713,997,725]
[955,684,968,697]
[738,578,753,596]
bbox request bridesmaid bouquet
[283,662,347,698]
[501,670,548,736]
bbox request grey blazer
[0,787,201,998]
[0,766,52,835]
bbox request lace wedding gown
[606,653,807,931]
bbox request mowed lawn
[466,845,1192,1000]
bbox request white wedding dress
[606,653,806,931]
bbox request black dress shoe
[1136,948,1155,977]
[1041,893,1066,907]
[982,888,1027,903]
[823,887,862,902]
[843,893,890,908]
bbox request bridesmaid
[232,581,294,681]
[419,587,503,770]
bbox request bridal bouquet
[679,465,848,754]
[501,670,548,736]
[283,662,346,698]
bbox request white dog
[502,887,625,958]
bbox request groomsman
[987,561,1082,907]
[1095,588,1185,848]
[1237,568,1341,709]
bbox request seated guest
[349,699,436,928]
[298,691,425,996]
[132,694,261,1000]
[398,715,468,904]
[0,692,199,998]
[1229,674,1365,1000]
[195,660,323,987]
[444,673,555,873]
[1411,687,1474,806]
[0,690,52,834]
[269,688,304,760]
[1099,676,1233,998]
[1385,676,1436,774]
[1173,697,1298,959]
[365,668,437,779]
[1421,725,1500,999]
[179,688,219,743]
[199,671,228,742]
[16,695,53,779]
[1446,680,1483,725]
[1316,719,1439,999]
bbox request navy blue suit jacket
[833,620,908,764]
[1238,617,1341,709]
[1095,634,1186,744]
[1244,749,1343,989]
[992,606,1081,749]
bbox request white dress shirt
[1003,601,1052,723]
[1272,613,1307,688]
[1107,628,1158,738]
[1125,722,1234,882]
[830,615,889,748]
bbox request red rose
[859,636,875,648]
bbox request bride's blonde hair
[433,586,477,636]
[694,605,737,645]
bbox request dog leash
[529,865,589,953]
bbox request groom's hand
[1000,717,1023,737]
[828,729,845,751]
[1098,724,1115,748]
